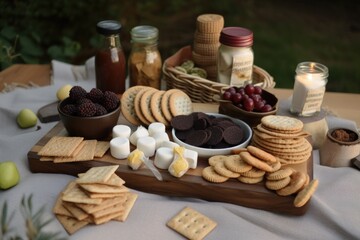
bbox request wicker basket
[162,45,275,103]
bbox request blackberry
[62,104,77,116]
[102,91,120,111]
[69,86,87,101]
[77,102,96,117]
[76,98,92,105]
[87,88,104,103]
[94,103,108,116]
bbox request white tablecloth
[0,61,359,240]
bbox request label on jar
[230,54,253,86]
[301,87,325,115]
[110,48,119,62]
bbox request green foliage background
[0,0,359,93]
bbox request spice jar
[95,20,126,94]
[217,27,254,86]
[290,62,328,116]
[129,25,162,89]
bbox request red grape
[243,98,254,111]
[254,86,262,95]
[250,94,262,102]
[223,91,232,101]
[261,104,273,112]
[231,93,243,104]
[254,100,265,111]
[244,84,255,95]
[237,87,245,94]
[227,87,236,94]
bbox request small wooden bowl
[218,89,278,128]
[58,98,120,140]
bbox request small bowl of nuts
[218,84,278,127]
[58,86,120,140]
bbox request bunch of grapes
[222,84,273,112]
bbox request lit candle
[290,62,328,117]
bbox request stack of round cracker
[192,14,224,80]
[202,146,282,184]
[251,115,312,165]
[121,86,193,127]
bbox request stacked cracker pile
[251,115,312,165]
[202,146,282,184]
[121,86,193,127]
[202,146,318,207]
[192,14,224,80]
[53,165,138,235]
[38,136,110,163]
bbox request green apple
[0,161,20,190]
[56,84,73,101]
[16,108,38,128]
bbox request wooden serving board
[27,121,313,216]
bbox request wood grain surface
[27,121,313,215]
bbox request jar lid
[96,20,122,35]
[131,25,159,43]
[220,27,253,47]
[296,62,329,78]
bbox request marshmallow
[160,140,179,149]
[152,131,170,149]
[148,122,166,136]
[112,125,131,139]
[184,149,198,169]
[154,147,174,169]
[110,137,130,159]
[137,136,156,157]
[129,126,149,146]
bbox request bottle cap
[220,27,253,47]
[96,20,122,35]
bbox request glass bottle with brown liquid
[95,20,126,94]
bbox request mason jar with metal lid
[217,27,254,86]
[129,25,162,89]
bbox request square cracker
[80,183,128,194]
[76,196,126,214]
[94,141,110,158]
[88,191,128,199]
[113,192,138,222]
[53,140,97,163]
[62,201,89,221]
[167,207,217,240]
[62,182,102,205]
[53,195,72,217]
[76,165,119,184]
[38,136,84,157]
[56,214,89,235]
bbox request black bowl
[58,98,120,140]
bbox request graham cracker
[62,181,103,205]
[76,165,119,184]
[76,196,126,214]
[56,214,89,235]
[94,141,110,158]
[79,183,129,194]
[53,140,97,163]
[167,206,217,240]
[38,136,84,157]
[113,192,138,222]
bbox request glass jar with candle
[129,25,162,89]
[217,27,254,86]
[95,20,126,94]
[290,62,329,116]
